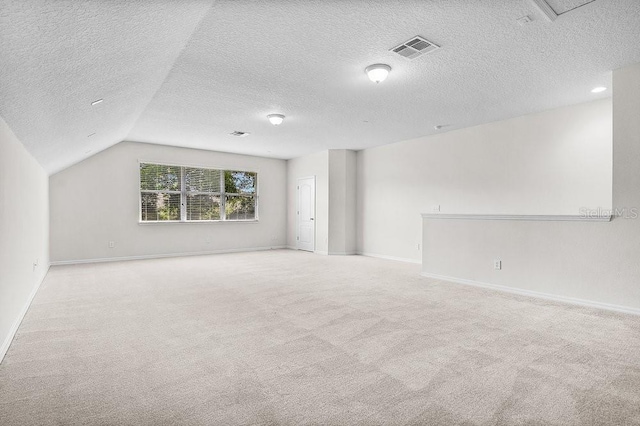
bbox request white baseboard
[358,252,421,265]
[286,246,354,256]
[50,246,288,266]
[421,213,611,222]
[0,264,50,364]
[421,272,640,316]
[284,246,329,254]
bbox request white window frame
[138,161,259,224]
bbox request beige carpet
[1,250,640,425]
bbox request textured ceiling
[2,0,640,174]
[0,0,213,173]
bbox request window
[139,163,257,222]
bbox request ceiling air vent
[229,131,250,137]
[391,36,439,60]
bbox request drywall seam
[0,265,50,364]
[422,272,640,316]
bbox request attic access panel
[542,0,596,15]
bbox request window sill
[139,220,259,225]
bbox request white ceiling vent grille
[229,131,250,137]
[391,36,439,60]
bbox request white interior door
[297,177,315,252]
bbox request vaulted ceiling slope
[0,0,214,173]
[2,0,640,174]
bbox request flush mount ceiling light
[267,114,285,126]
[591,86,607,93]
[91,99,103,106]
[365,64,391,83]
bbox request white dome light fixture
[267,113,285,126]
[591,86,607,93]
[365,64,391,83]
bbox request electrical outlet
[494,259,502,270]
[108,241,115,248]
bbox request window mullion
[220,170,226,221]
[180,167,187,221]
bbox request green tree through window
[139,163,257,222]
[140,164,181,221]
[225,171,257,220]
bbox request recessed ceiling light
[87,132,96,137]
[591,86,607,93]
[91,99,104,106]
[229,131,250,137]
[365,64,391,83]
[267,114,285,126]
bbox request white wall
[286,149,357,255]
[287,150,329,253]
[357,98,613,262]
[49,141,287,262]
[420,63,640,311]
[0,116,49,362]
[328,150,357,255]
[345,150,357,254]
[421,219,634,308]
